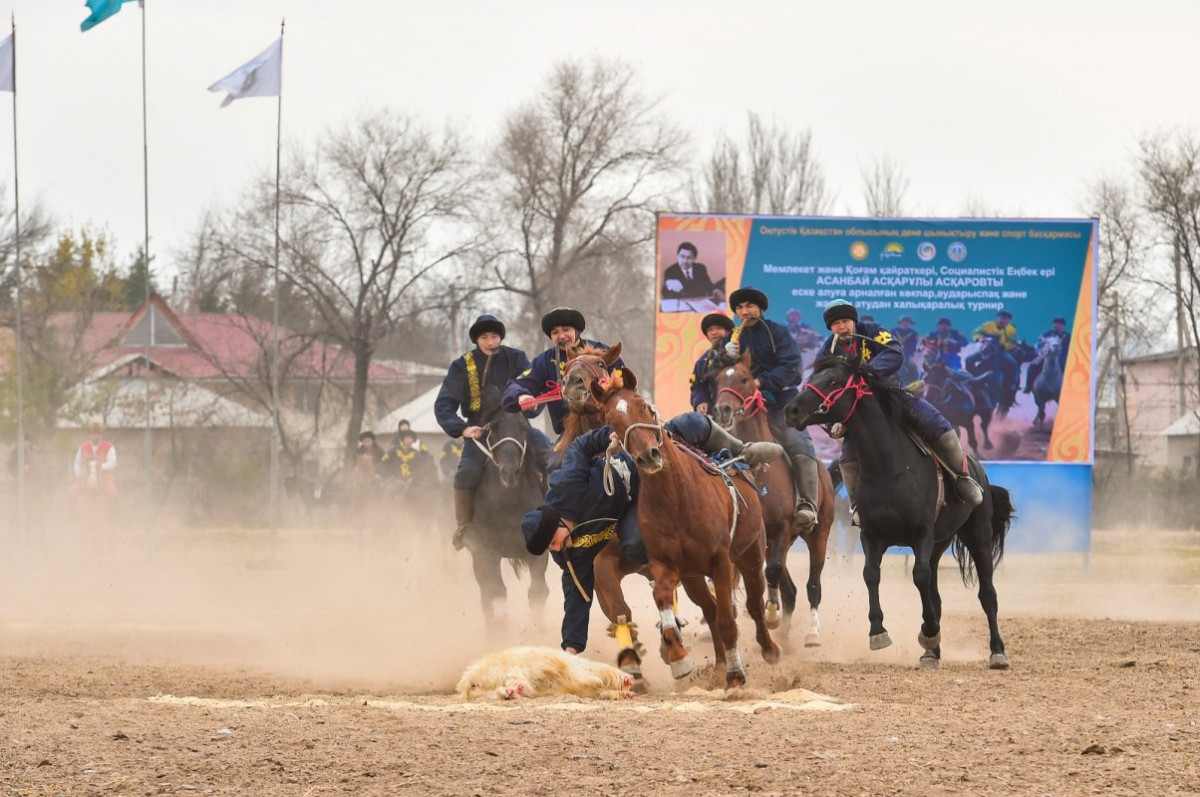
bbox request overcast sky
[3,0,1198,277]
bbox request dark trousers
[551,542,604,652]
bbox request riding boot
[933,430,984,506]
[840,460,860,527]
[790,454,819,530]
[703,423,784,466]
[452,488,475,551]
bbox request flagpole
[269,19,284,544]
[10,15,26,534]
[140,0,153,526]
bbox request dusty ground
[1,519,1197,796]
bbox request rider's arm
[501,358,547,416]
[433,359,469,439]
[755,322,802,395]
[689,358,712,410]
[863,326,905,377]
[102,445,116,471]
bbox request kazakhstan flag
[81,0,138,32]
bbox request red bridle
[802,373,873,426]
[716,385,767,419]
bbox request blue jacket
[720,318,801,407]
[822,320,905,379]
[689,346,724,410]
[502,340,624,435]
[545,427,638,529]
[435,345,531,438]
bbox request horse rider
[436,313,553,551]
[72,421,117,496]
[502,306,625,437]
[972,309,1021,396]
[382,428,437,494]
[690,312,735,414]
[720,286,821,530]
[929,317,969,370]
[822,298,985,523]
[1023,316,1070,393]
[522,411,783,655]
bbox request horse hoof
[725,671,747,691]
[804,633,821,648]
[870,632,893,651]
[919,651,940,670]
[659,640,671,665]
[670,656,695,680]
[989,653,1011,670]
[918,631,941,650]
[619,662,644,681]
[763,642,782,664]
[765,600,781,630]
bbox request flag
[0,34,12,93]
[208,38,282,108]
[80,0,139,32]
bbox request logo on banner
[947,241,968,262]
[880,242,904,260]
[849,241,868,260]
[917,242,936,261]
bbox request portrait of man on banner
[658,229,727,313]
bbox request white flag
[208,37,281,108]
[0,34,13,93]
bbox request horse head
[784,353,870,430]
[562,342,622,413]
[590,365,665,474]
[479,385,529,488]
[710,350,763,431]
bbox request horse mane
[699,348,744,382]
[810,352,914,428]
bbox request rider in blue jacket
[820,299,984,521]
[435,314,552,550]
[719,286,821,530]
[522,411,782,655]
[502,307,625,437]
[690,312,734,412]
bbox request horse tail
[953,484,1014,587]
[507,557,529,579]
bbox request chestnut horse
[710,351,834,647]
[591,366,780,689]
[559,343,667,683]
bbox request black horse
[965,336,1017,415]
[921,358,994,454]
[784,353,1014,669]
[462,387,549,625]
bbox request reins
[716,385,766,419]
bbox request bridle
[562,355,610,412]
[801,371,873,429]
[716,384,766,419]
[471,422,527,468]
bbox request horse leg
[469,551,506,626]
[979,407,993,450]
[910,529,941,669]
[679,574,725,669]
[734,546,781,669]
[920,540,953,669]
[963,519,1009,669]
[649,562,693,679]
[763,531,788,630]
[860,533,891,650]
[710,556,746,690]
[802,525,829,648]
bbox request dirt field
[1,520,1197,796]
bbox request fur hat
[823,299,858,329]
[523,505,563,555]
[541,307,586,338]
[469,314,506,343]
[700,313,734,335]
[1052,316,1067,325]
[898,315,914,324]
[936,317,952,326]
[728,286,769,311]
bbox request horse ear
[740,349,753,370]
[603,342,622,366]
[618,365,638,391]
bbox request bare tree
[861,154,910,217]
[488,57,687,368]
[689,112,831,215]
[208,110,479,458]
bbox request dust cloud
[0,491,1196,695]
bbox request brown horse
[559,343,657,682]
[710,351,834,647]
[591,366,780,689]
